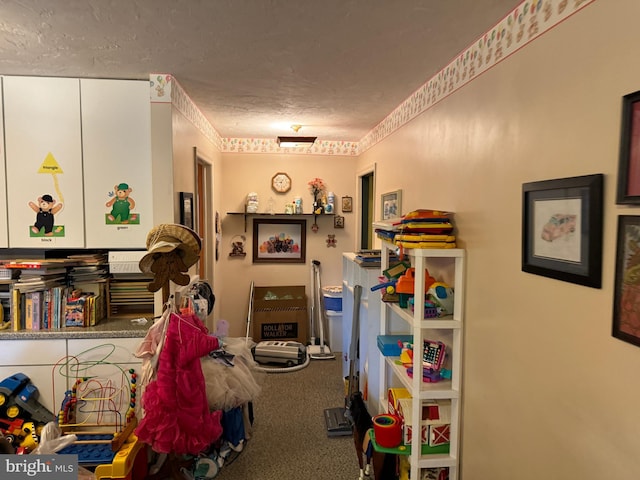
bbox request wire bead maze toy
[52,343,140,466]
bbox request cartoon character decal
[106,183,138,224]
[28,194,64,236]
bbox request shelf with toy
[386,302,460,329]
[377,235,464,480]
[384,357,457,400]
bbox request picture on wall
[252,218,306,263]
[617,89,640,204]
[179,192,194,230]
[613,215,640,347]
[341,196,353,213]
[381,190,402,220]
[521,174,603,288]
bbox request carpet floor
[216,355,361,480]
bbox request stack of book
[354,249,399,268]
[4,260,71,293]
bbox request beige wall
[358,1,640,478]
[217,153,356,338]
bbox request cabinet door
[81,79,153,248]
[0,338,69,415]
[4,76,85,248]
[0,78,8,248]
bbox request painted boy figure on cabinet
[106,183,138,224]
[28,194,63,236]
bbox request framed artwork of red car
[522,174,603,288]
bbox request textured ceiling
[0,0,519,142]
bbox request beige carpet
[216,356,361,480]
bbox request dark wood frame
[617,90,640,204]
[334,215,345,229]
[341,196,353,213]
[522,174,603,288]
[252,218,306,264]
[612,215,640,347]
[179,192,194,229]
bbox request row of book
[11,282,108,331]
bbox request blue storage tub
[322,286,342,312]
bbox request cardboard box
[252,286,307,343]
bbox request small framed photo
[334,215,345,229]
[179,192,194,229]
[613,215,640,347]
[521,174,603,288]
[341,196,353,213]
[617,90,640,204]
[381,190,402,220]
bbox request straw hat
[139,224,202,274]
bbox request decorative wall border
[359,0,596,153]
[154,0,596,156]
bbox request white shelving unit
[378,240,465,480]
[341,252,382,411]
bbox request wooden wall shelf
[226,212,334,231]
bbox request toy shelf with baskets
[377,239,465,480]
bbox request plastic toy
[0,373,55,424]
[395,268,436,308]
[427,282,454,316]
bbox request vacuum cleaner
[308,260,335,360]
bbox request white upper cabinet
[81,79,152,248]
[4,76,85,248]
[0,78,8,248]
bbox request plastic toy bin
[322,286,342,312]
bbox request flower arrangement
[307,177,326,200]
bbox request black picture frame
[617,90,640,204]
[612,215,640,347]
[252,218,306,264]
[341,196,353,213]
[179,192,194,229]
[334,215,345,229]
[522,174,603,288]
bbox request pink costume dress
[136,311,222,455]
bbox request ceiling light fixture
[277,136,317,148]
[277,124,316,148]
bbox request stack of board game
[394,210,456,249]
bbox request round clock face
[271,172,291,193]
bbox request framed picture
[179,192,194,229]
[341,196,353,213]
[522,174,603,288]
[381,190,402,220]
[613,215,640,347]
[617,90,640,204]
[334,215,345,229]
[252,218,306,263]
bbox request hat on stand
[139,224,201,274]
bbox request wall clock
[271,172,292,194]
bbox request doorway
[194,148,213,284]
[358,165,375,251]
